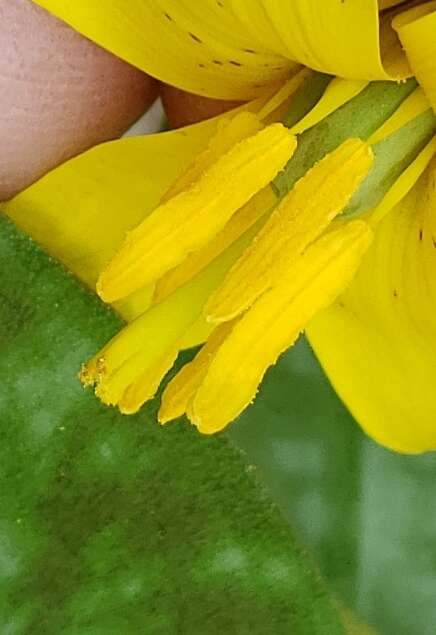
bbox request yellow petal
[3,116,222,314]
[97,123,296,303]
[33,0,293,99]
[35,0,424,101]
[153,186,276,304]
[159,322,235,424]
[393,2,436,113]
[207,138,374,323]
[228,1,295,59]
[191,220,373,434]
[231,0,410,80]
[3,91,271,322]
[308,158,436,454]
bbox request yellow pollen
[97,122,297,303]
[158,321,236,424]
[205,138,374,323]
[190,220,373,434]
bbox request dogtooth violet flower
[3,1,436,453]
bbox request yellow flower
[3,0,436,453]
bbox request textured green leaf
[0,215,344,635]
[231,339,436,635]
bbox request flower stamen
[206,138,374,323]
[191,220,373,434]
[97,121,297,302]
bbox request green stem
[273,75,435,217]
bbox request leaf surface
[0,216,343,635]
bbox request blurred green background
[231,338,436,635]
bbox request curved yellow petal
[393,2,436,113]
[231,0,410,81]
[34,0,430,101]
[192,220,372,434]
[33,0,293,99]
[227,1,292,59]
[307,156,436,453]
[2,116,221,311]
[3,86,274,320]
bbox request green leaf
[230,338,436,635]
[0,215,344,635]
